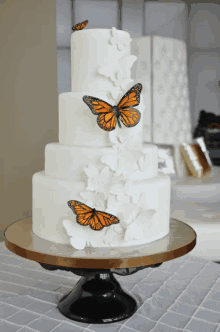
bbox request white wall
[0,0,57,228]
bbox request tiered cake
[32,27,171,250]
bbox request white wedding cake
[32,27,171,250]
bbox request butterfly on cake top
[72,20,88,31]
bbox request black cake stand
[5,218,196,324]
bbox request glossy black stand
[39,263,162,324]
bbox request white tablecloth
[1,242,220,331]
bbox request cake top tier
[71,28,136,94]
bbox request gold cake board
[5,218,196,269]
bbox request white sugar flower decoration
[104,227,117,244]
[131,191,142,205]
[63,219,107,250]
[110,27,132,51]
[98,55,136,84]
[106,194,119,215]
[109,131,141,152]
[101,152,136,179]
[117,203,141,228]
[124,221,143,241]
[127,190,148,207]
[104,223,124,245]
[109,133,130,152]
[116,151,139,178]
[114,71,133,91]
[138,153,150,172]
[110,181,134,204]
[63,219,89,250]
[98,64,117,82]
[80,191,105,211]
[101,153,118,172]
[109,87,122,102]
[84,164,111,197]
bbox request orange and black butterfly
[83,83,142,131]
[67,200,120,231]
[72,20,88,31]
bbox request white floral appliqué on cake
[110,27,132,51]
[64,126,158,250]
[98,56,136,83]
[84,164,114,199]
[63,219,106,250]
[98,55,136,102]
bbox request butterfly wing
[95,210,120,228]
[68,200,93,227]
[119,108,141,128]
[72,20,88,31]
[83,96,116,131]
[117,83,142,109]
[116,83,142,128]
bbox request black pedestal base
[58,272,137,324]
[39,262,162,324]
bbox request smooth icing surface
[32,171,170,247]
[71,29,132,92]
[45,143,158,182]
[59,91,144,147]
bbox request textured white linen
[1,240,220,331]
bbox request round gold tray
[5,217,196,269]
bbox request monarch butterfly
[72,20,88,31]
[83,83,142,132]
[67,200,120,231]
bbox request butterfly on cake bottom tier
[67,200,120,231]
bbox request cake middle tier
[59,91,144,147]
[45,143,158,182]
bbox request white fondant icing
[32,171,170,247]
[71,29,131,92]
[85,165,112,199]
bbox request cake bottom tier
[32,171,170,248]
